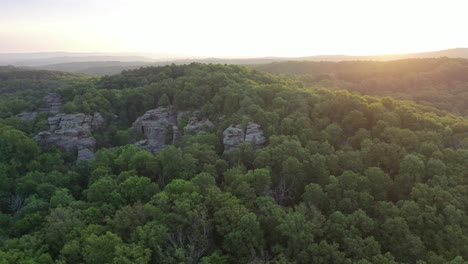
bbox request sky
[1,0,467,57]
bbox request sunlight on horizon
[1,0,468,57]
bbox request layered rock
[132,107,215,153]
[223,122,266,150]
[223,126,245,150]
[245,122,267,146]
[132,107,178,154]
[34,112,105,163]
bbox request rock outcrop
[132,107,178,153]
[223,122,266,150]
[132,107,215,153]
[245,122,267,146]
[77,148,95,163]
[34,112,105,163]
[223,126,245,150]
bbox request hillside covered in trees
[0,63,467,263]
[255,58,468,116]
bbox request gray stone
[223,125,245,150]
[91,112,106,130]
[132,107,219,153]
[245,122,267,147]
[132,107,177,153]
[223,122,266,150]
[58,113,90,131]
[77,148,95,163]
[35,112,105,161]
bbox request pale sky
[0,0,467,57]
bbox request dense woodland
[0,63,467,263]
[256,58,468,116]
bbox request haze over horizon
[1,0,468,58]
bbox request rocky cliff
[34,112,105,163]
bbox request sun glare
[0,0,467,56]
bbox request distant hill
[0,52,196,67]
[2,48,468,76]
[0,65,89,95]
[254,57,468,115]
[1,55,156,67]
[36,61,157,75]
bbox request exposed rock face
[223,126,245,150]
[77,148,95,163]
[34,112,104,163]
[132,107,178,153]
[223,122,266,150]
[132,107,215,153]
[245,123,267,146]
[184,117,214,134]
[91,113,106,130]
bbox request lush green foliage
[256,58,468,116]
[0,63,467,263]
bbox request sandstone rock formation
[245,122,267,146]
[132,107,178,153]
[223,122,266,150]
[34,112,105,163]
[132,107,215,153]
[223,126,245,150]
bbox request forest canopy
[255,58,468,116]
[0,63,467,263]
